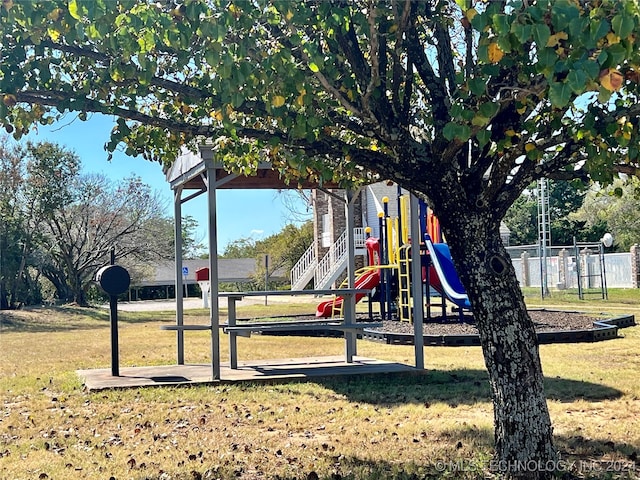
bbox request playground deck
[77,356,421,391]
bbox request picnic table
[161,289,381,369]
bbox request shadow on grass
[310,434,639,480]
[269,429,637,480]
[316,369,622,406]
[194,427,638,480]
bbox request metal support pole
[174,186,185,364]
[600,243,608,300]
[228,297,238,369]
[410,194,425,369]
[108,247,119,377]
[378,213,386,319]
[344,189,358,361]
[264,254,269,306]
[206,164,221,380]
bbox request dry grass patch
[1,299,640,479]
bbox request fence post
[521,251,530,287]
[581,247,593,288]
[631,244,640,288]
[557,248,567,289]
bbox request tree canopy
[503,179,607,246]
[2,1,640,200]
[4,1,640,476]
[574,178,640,251]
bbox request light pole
[264,254,269,306]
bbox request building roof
[133,258,286,286]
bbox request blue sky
[23,113,311,253]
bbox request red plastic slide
[315,269,381,318]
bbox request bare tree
[25,142,174,305]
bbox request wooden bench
[223,289,373,369]
[222,319,383,336]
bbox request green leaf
[538,48,558,69]
[612,12,634,39]
[468,77,487,96]
[580,59,601,80]
[590,19,610,44]
[457,124,471,142]
[597,87,612,104]
[309,62,320,73]
[511,22,532,44]
[548,82,572,108]
[567,69,587,94]
[492,14,510,35]
[604,43,627,68]
[533,23,550,49]
[443,122,458,141]
[569,17,588,39]
[472,115,489,127]
[551,1,579,31]
[443,122,471,142]
[470,11,487,31]
[479,101,499,119]
[476,129,491,147]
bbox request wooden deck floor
[77,356,421,391]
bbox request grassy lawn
[1,292,639,479]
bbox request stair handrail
[290,242,317,287]
[314,228,367,287]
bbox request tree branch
[267,23,366,119]
[362,2,380,115]
[434,21,456,95]
[333,6,371,92]
[405,23,449,135]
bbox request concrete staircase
[290,228,366,290]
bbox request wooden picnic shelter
[164,144,426,381]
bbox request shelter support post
[410,194,425,369]
[344,189,359,361]
[205,163,221,381]
[174,186,185,364]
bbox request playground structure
[315,191,472,323]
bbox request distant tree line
[503,179,640,251]
[0,137,194,308]
[220,222,313,290]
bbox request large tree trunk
[441,211,557,479]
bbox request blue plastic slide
[424,236,472,310]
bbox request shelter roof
[165,144,340,191]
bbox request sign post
[182,266,189,298]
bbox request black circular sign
[96,265,131,295]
